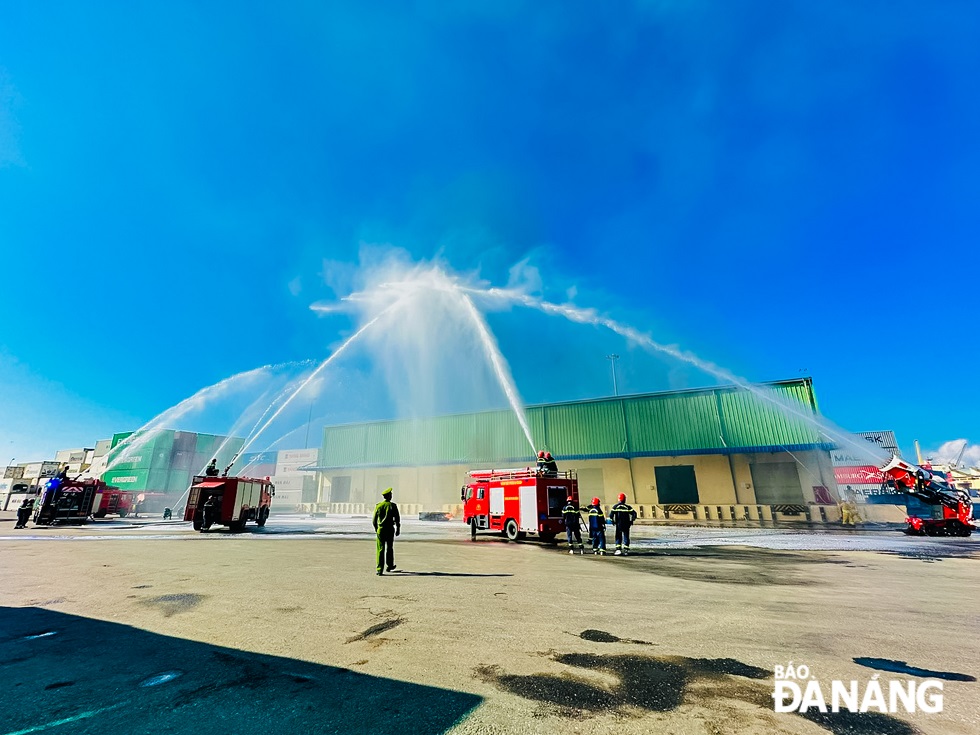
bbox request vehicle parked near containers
[183,475,274,532]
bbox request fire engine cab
[33,478,125,525]
[462,468,579,542]
[184,475,275,532]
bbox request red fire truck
[92,486,135,518]
[33,478,125,525]
[881,456,974,537]
[183,475,275,532]
[461,468,579,542]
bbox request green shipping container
[195,434,216,455]
[111,431,134,449]
[102,468,151,490]
[166,470,190,494]
[105,430,176,471]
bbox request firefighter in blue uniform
[608,493,637,555]
[587,497,607,555]
[561,495,585,554]
[372,488,401,575]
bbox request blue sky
[1,1,978,464]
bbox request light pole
[304,399,315,449]
[606,354,620,396]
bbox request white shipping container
[55,448,82,464]
[277,449,318,464]
[270,475,314,492]
[86,455,109,478]
[272,491,304,509]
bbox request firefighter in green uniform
[372,488,401,576]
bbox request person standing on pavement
[608,493,637,555]
[14,498,32,529]
[372,488,401,576]
[561,495,586,554]
[587,497,608,555]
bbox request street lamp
[606,354,620,396]
[304,399,315,449]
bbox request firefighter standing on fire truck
[587,498,607,555]
[543,452,558,477]
[372,488,401,576]
[608,493,637,555]
[561,496,586,554]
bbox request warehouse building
[311,378,842,521]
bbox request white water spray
[455,290,535,451]
[468,286,888,468]
[102,363,282,475]
[232,306,399,463]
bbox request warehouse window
[655,465,699,504]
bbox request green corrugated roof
[318,379,828,469]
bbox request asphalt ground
[1,512,978,735]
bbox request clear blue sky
[1,2,977,464]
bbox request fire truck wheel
[470,519,477,540]
[192,515,202,531]
[257,507,269,527]
[539,533,557,544]
[118,509,128,518]
[504,519,520,541]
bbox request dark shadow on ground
[853,657,976,682]
[388,570,513,577]
[882,544,980,562]
[476,652,918,734]
[573,629,654,645]
[604,546,855,585]
[0,606,481,735]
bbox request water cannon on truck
[462,467,579,543]
[184,474,275,532]
[880,455,974,537]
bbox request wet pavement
[1,512,977,734]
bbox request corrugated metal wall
[320,379,827,468]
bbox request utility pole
[304,399,315,449]
[606,354,620,396]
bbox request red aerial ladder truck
[461,467,579,542]
[881,456,974,537]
